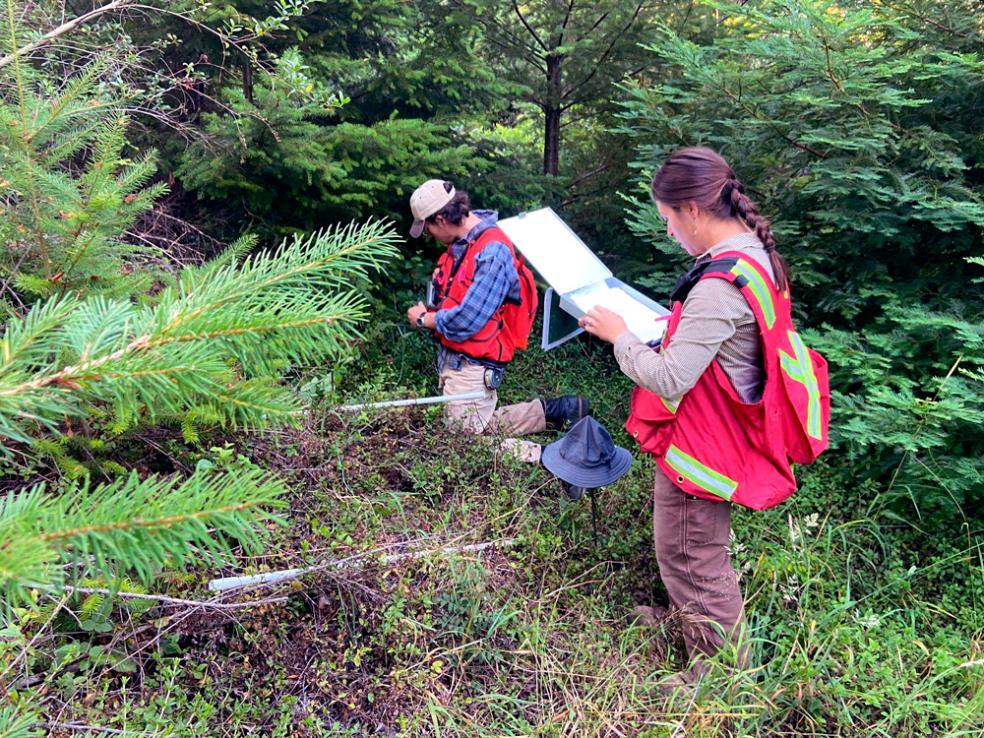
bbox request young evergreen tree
[0,8,401,734]
[148,0,524,237]
[0,58,166,310]
[174,48,485,233]
[0,217,399,598]
[0,213,399,738]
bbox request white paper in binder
[499,207,670,347]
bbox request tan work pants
[439,362,545,461]
[652,468,747,677]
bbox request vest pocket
[626,386,678,454]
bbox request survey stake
[499,207,669,349]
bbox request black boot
[543,395,589,431]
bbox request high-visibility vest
[625,251,830,510]
[433,226,535,365]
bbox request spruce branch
[0,706,38,738]
[0,220,398,444]
[0,61,167,305]
[0,465,287,605]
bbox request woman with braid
[581,147,828,690]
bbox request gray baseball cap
[409,179,455,238]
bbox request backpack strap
[436,226,504,298]
[475,226,526,307]
[673,251,781,328]
[669,255,741,303]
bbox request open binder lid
[498,207,612,295]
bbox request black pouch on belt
[483,367,504,390]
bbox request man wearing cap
[406,179,588,456]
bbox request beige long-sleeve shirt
[613,233,775,405]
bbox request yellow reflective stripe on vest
[665,445,737,500]
[731,260,776,329]
[779,330,823,440]
[660,396,679,414]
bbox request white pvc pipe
[208,538,518,592]
[336,390,485,412]
[208,568,304,591]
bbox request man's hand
[579,305,629,344]
[407,301,432,330]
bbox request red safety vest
[433,226,533,364]
[625,251,830,510]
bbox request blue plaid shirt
[434,210,520,372]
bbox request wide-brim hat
[409,179,455,238]
[541,416,632,488]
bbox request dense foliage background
[1,1,981,736]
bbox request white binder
[499,207,670,350]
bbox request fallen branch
[0,1,136,70]
[35,722,152,736]
[208,537,521,592]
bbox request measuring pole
[336,390,485,412]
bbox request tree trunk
[543,53,563,176]
[243,59,254,103]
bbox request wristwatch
[415,311,427,329]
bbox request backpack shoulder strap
[471,225,531,305]
[472,225,514,253]
[669,254,742,303]
[691,251,790,334]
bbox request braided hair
[650,147,789,291]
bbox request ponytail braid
[724,178,789,292]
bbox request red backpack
[502,250,538,352]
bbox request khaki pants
[439,362,545,462]
[652,468,747,677]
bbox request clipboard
[499,207,670,349]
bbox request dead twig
[34,722,151,736]
[0,1,137,70]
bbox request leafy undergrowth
[8,331,984,737]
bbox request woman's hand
[579,305,629,344]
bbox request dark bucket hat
[541,416,632,488]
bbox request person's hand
[407,301,427,329]
[579,305,629,344]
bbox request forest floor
[17,323,984,737]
